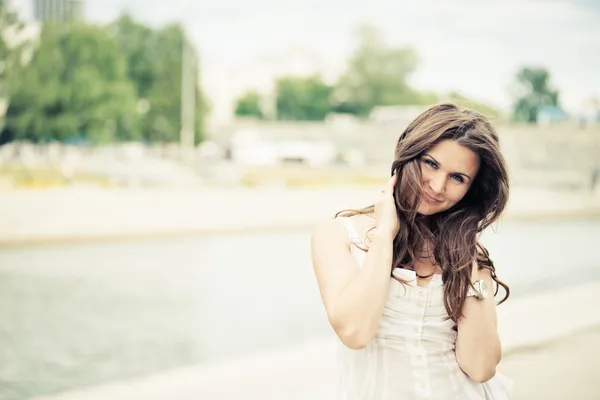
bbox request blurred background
[0,0,599,399]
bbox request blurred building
[33,0,83,23]
[537,105,566,126]
[228,128,337,166]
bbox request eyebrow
[424,154,473,182]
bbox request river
[0,219,599,399]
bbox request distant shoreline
[1,186,598,247]
[1,208,600,248]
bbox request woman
[311,103,513,399]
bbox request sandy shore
[1,186,599,245]
[35,330,600,400]
[499,326,600,400]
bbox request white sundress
[337,217,513,400]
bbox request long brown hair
[337,103,510,322]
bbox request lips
[423,192,442,204]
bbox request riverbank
[1,186,598,246]
[35,281,600,400]
[38,329,600,400]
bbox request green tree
[512,67,559,123]
[0,0,22,136]
[150,24,207,143]
[0,0,10,100]
[276,76,332,121]
[109,14,156,99]
[5,23,137,143]
[234,90,263,118]
[111,17,207,143]
[332,25,420,117]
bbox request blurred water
[0,220,599,399]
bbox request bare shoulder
[350,213,376,236]
[311,218,349,250]
[311,214,374,244]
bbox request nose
[428,172,446,195]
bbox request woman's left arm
[455,263,501,383]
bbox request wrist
[466,279,489,300]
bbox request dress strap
[341,217,363,245]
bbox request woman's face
[417,139,480,216]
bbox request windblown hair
[337,103,510,322]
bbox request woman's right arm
[310,173,399,350]
[311,220,395,349]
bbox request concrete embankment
[0,186,598,246]
[35,282,600,400]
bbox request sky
[10,0,600,120]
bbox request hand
[374,172,399,239]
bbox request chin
[417,209,438,216]
[417,202,438,216]
[417,201,450,216]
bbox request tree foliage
[5,24,137,143]
[0,0,22,134]
[110,16,207,143]
[109,14,155,99]
[512,67,559,123]
[0,1,10,99]
[276,76,332,121]
[234,90,263,119]
[1,12,207,144]
[265,25,484,121]
[332,25,419,117]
